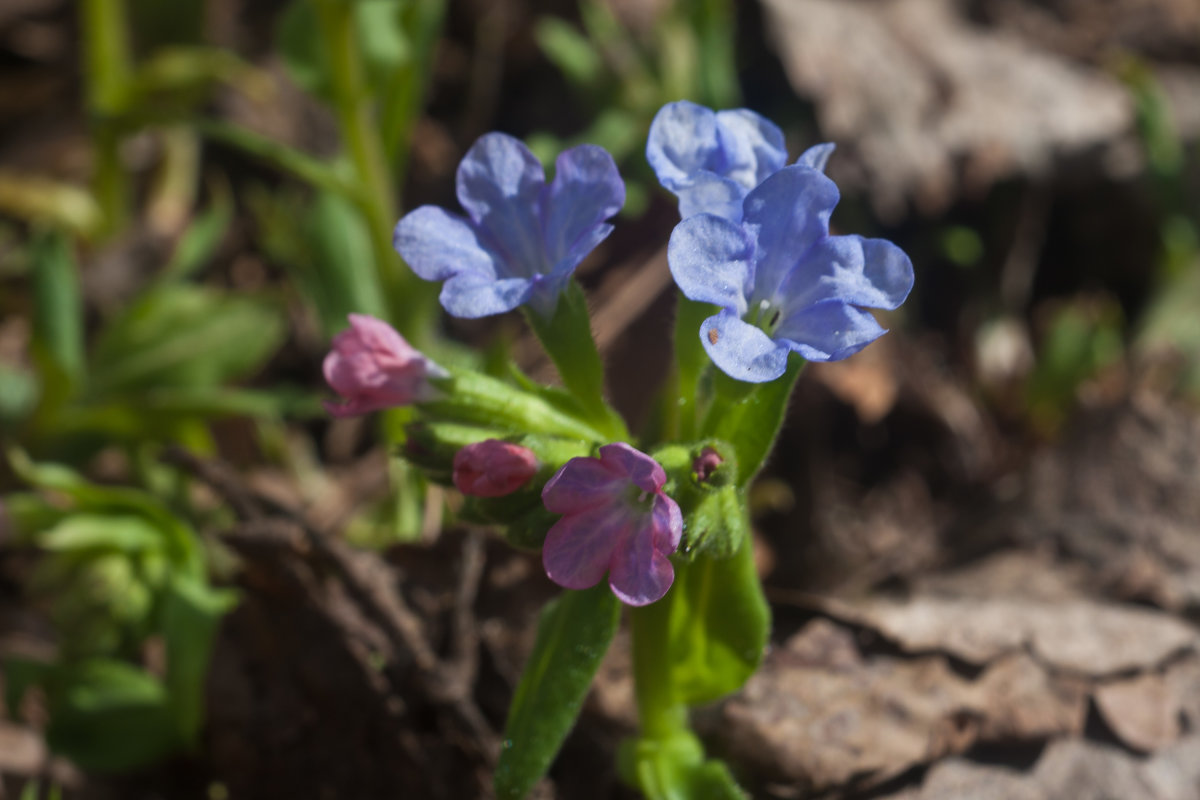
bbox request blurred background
[1,1,1199,798]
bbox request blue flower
[646,100,834,222]
[668,165,914,382]
[394,133,624,318]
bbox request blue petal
[439,273,532,318]
[668,215,754,313]
[455,133,547,276]
[796,143,835,173]
[548,222,613,287]
[701,308,791,383]
[674,173,746,222]
[646,100,721,189]
[713,109,787,190]
[542,144,624,266]
[393,206,497,281]
[742,165,840,304]
[780,235,914,312]
[775,300,887,362]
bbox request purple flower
[541,443,682,606]
[668,165,914,383]
[453,440,539,498]
[323,314,447,417]
[393,133,624,318]
[646,100,834,221]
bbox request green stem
[630,586,687,740]
[523,280,628,441]
[315,0,434,341]
[81,0,133,236]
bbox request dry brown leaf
[823,596,1198,675]
[1095,672,1182,752]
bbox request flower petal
[542,505,627,590]
[650,493,683,555]
[439,273,533,318]
[542,455,625,514]
[742,166,840,303]
[782,234,915,312]
[646,100,721,189]
[701,308,791,383]
[667,214,754,313]
[674,173,746,222]
[775,300,887,362]
[392,206,498,282]
[455,133,547,275]
[597,443,666,494]
[542,144,624,266]
[713,109,787,190]
[795,143,835,173]
[608,514,675,606]
[547,223,613,287]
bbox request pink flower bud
[323,314,447,417]
[693,447,723,482]
[453,440,539,497]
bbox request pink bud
[693,447,723,482]
[323,314,447,417]
[453,440,539,497]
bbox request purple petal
[713,109,787,190]
[597,443,666,494]
[542,145,624,266]
[796,143,835,173]
[674,173,746,222]
[607,514,675,606]
[775,300,888,362]
[542,505,628,590]
[742,166,840,303]
[701,308,791,383]
[455,133,547,276]
[782,234,915,312]
[646,100,721,189]
[667,214,754,313]
[439,273,533,318]
[542,455,625,514]
[393,206,498,282]
[650,493,683,555]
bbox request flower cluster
[325,102,913,605]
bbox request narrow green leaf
[196,120,352,197]
[162,576,237,744]
[39,514,163,554]
[304,189,388,326]
[535,18,603,87]
[30,229,84,389]
[668,541,768,706]
[495,584,621,800]
[157,187,233,284]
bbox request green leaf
[89,284,285,398]
[0,363,38,425]
[39,514,164,555]
[703,355,804,486]
[156,187,233,285]
[683,760,749,799]
[43,658,181,771]
[535,17,602,87]
[162,576,238,744]
[303,189,388,328]
[196,120,352,197]
[668,541,768,706]
[495,584,621,800]
[30,229,84,390]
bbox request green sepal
[667,541,768,707]
[651,440,745,559]
[618,732,749,800]
[501,504,560,551]
[494,584,621,800]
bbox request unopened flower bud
[453,440,539,498]
[323,314,447,417]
